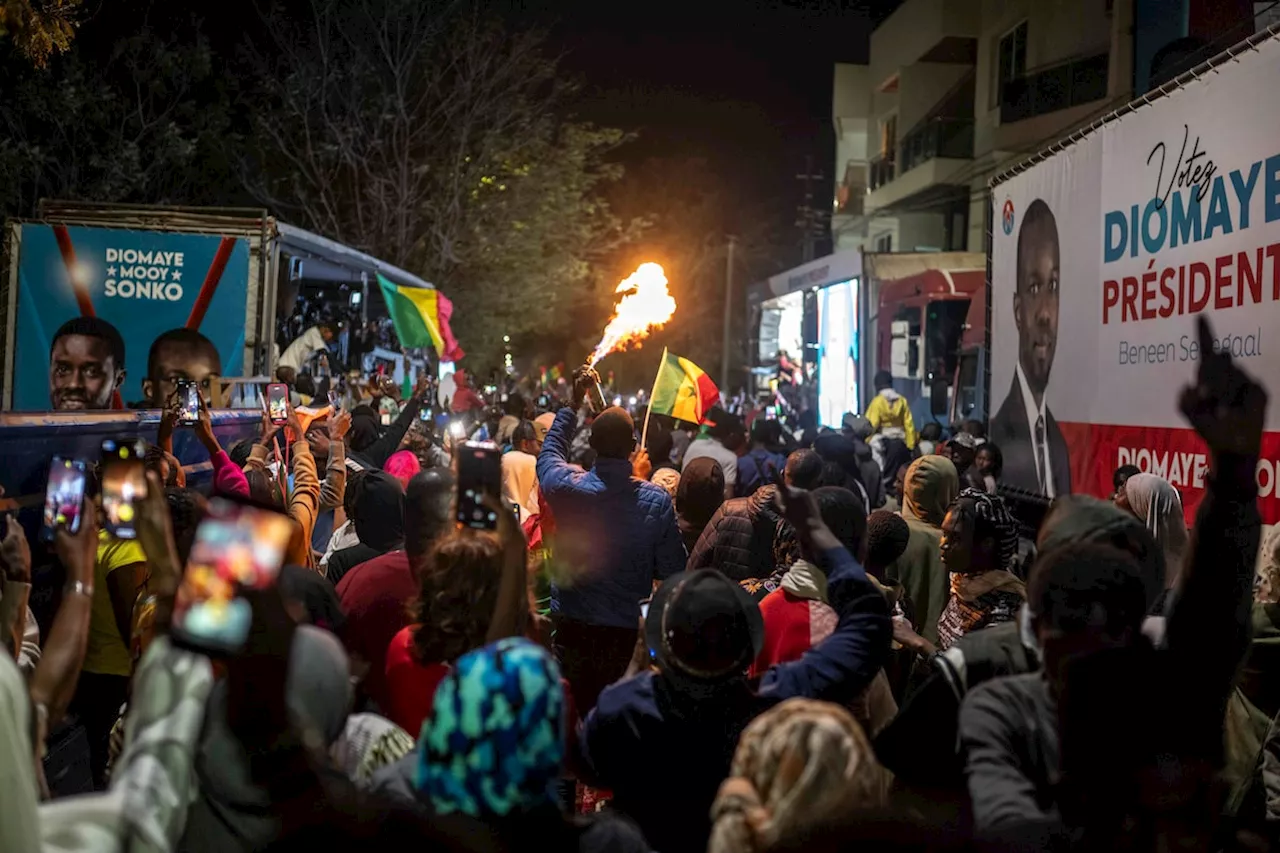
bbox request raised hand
[0,515,31,584]
[328,410,352,442]
[1178,316,1266,458]
[630,447,652,480]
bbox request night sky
[502,0,901,268]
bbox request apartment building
[834,0,1137,255]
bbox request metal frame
[989,25,1280,189]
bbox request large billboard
[990,32,1280,521]
[9,224,251,411]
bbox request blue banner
[11,224,250,410]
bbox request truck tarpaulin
[989,29,1280,522]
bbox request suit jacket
[990,378,1071,497]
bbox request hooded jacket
[675,457,726,553]
[687,486,785,582]
[886,456,959,645]
[326,471,406,586]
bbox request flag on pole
[376,273,464,362]
[648,349,719,424]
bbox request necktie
[1035,414,1047,494]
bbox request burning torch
[580,263,676,419]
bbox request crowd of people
[1,321,1279,853]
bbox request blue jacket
[576,544,890,853]
[536,408,686,628]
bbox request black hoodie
[326,471,406,585]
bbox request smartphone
[100,438,147,539]
[170,497,294,656]
[176,379,200,425]
[639,598,651,621]
[456,441,502,530]
[327,389,342,412]
[419,405,433,422]
[41,456,88,542]
[267,383,289,425]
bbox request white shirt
[278,326,329,373]
[683,437,738,487]
[1015,362,1055,498]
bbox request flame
[589,262,677,366]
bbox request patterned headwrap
[415,637,564,818]
[708,699,889,853]
[958,487,1020,570]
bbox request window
[875,233,893,253]
[995,21,1028,99]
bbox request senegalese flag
[376,273,464,362]
[649,348,719,425]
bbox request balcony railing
[869,154,896,192]
[898,116,974,174]
[836,160,866,215]
[1000,52,1109,124]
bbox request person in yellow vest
[867,370,916,449]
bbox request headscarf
[416,637,564,819]
[502,445,539,520]
[1037,494,1166,612]
[956,488,1020,571]
[1122,473,1188,587]
[384,449,422,489]
[901,455,959,528]
[708,699,889,853]
[181,626,352,853]
[351,470,406,551]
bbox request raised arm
[536,407,581,490]
[319,413,350,510]
[758,482,891,704]
[196,397,249,498]
[1164,317,1265,708]
[29,503,99,732]
[361,377,428,468]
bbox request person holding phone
[243,402,323,570]
[68,458,150,788]
[154,393,249,499]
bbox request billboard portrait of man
[990,198,1071,497]
[142,328,223,407]
[48,317,126,411]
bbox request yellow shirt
[83,532,147,677]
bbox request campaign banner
[990,32,1280,522]
[10,224,250,411]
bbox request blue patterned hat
[415,637,564,817]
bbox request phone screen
[456,441,501,529]
[177,381,200,424]
[267,383,289,424]
[327,389,342,412]
[42,456,87,541]
[170,498,293,655]
[101,439,147,539]
[640,601,651,620]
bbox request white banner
[990,32,1280,518]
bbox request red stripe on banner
[186,236,236,330]
[1057,420,1280,524]
[51,225,95,318]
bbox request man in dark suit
[990,199,1071,497]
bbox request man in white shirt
[682,410,745,500]
[276,323,336,386]
[990,198,1071,497]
